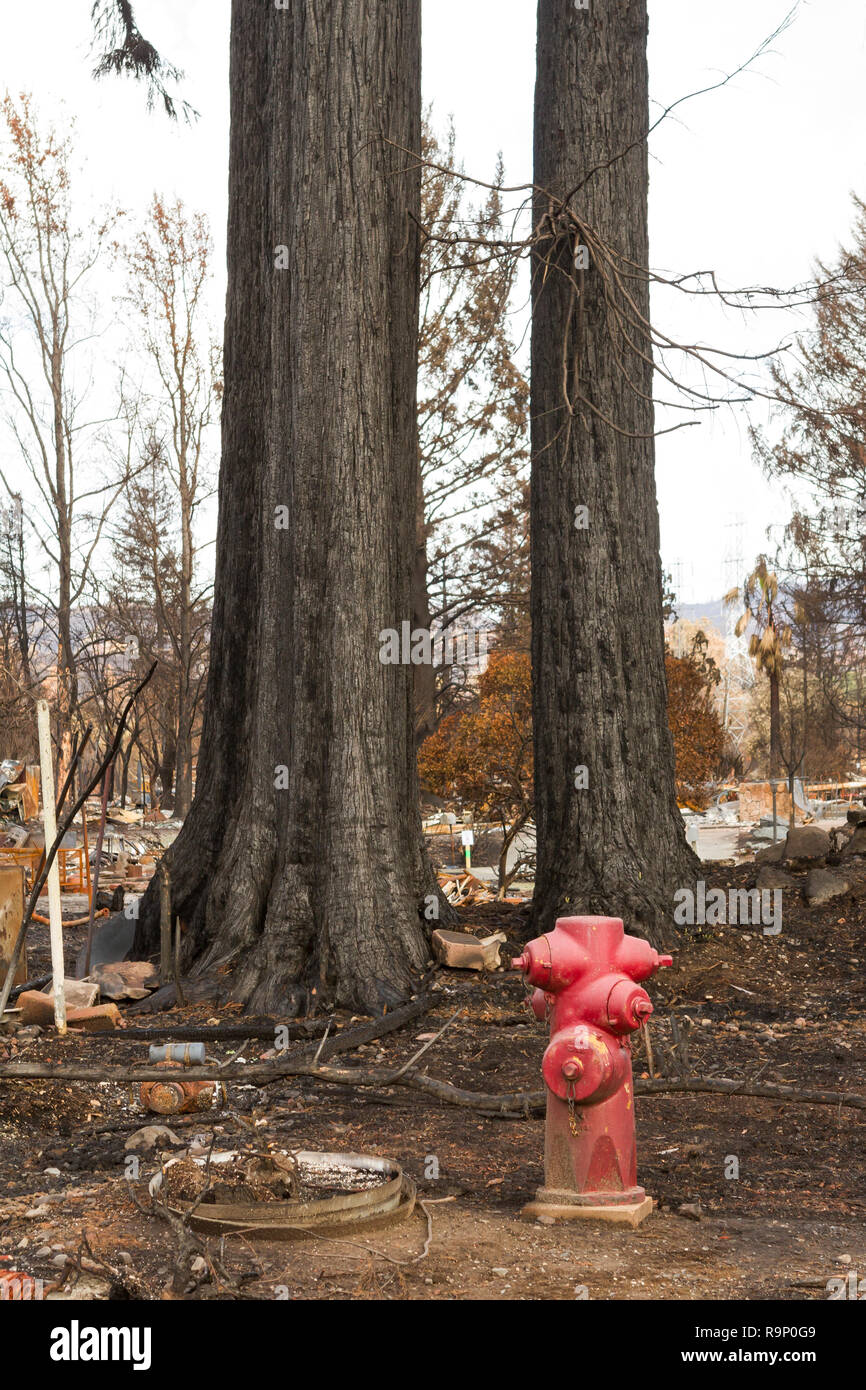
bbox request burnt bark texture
[412,469,437,745]
[135,0,439,1014]
[530,0,697,945]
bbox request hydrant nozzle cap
[511,953,529,972]
[659,954,673,967]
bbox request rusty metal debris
[140,1042,225,1115]
[140,1070,225,1116]
[0,761,39,822]
[0,865,27,991]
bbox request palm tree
[726,558,791,780]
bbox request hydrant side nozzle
[633,997,653,1024]
[511,953,529,972]
[658,954,674,968]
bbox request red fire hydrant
[512,915,671,1226]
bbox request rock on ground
[841,826,866,859]
[756,867,797,892]
[755,842,786,866]
[784,825,831,868]
[805,868,850,907]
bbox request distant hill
[676,598,728,632]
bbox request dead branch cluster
[2,995,864,1117]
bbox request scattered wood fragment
[6,972,51,1003]
[15,992,121,1032]
[437,871,495,905]
[431,929,506,971]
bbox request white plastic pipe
[36,700,66,1033]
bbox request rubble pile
[752,803,866,906]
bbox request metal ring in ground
[149,1149,416,1239]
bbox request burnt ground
[1,863,864,1302]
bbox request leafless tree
[118,196,218,815]
[0,93,126,781]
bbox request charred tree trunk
[530,0,697,946]
[135,0,439,1013]
[413,470,437,745]
[173,413,196,821]
[118,741,132,809]
[173,674,192,819]
[55,514,76,790]
[8,501,31,686]
[158,735,177,815]
[769,670,781,783]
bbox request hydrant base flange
[520,1193,654,1228]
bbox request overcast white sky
[1,0,864,605]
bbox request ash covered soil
[1,863,864,1301]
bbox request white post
[36,700,66,1033]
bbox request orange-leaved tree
[418,649,533,898]
[665,633,726,808]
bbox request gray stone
[806,868,851,906]
[841,826,866,859]
[756,866,796,891]
[751,826,785,843]
[784,825,831,867]
[755,841,786,866]
[831,826,852,855]
[124,1124,181,1153]
[846,804,866,826]
[678,1202,703,1221]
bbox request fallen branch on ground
[127,1140,257,1298]
[63,1231,153,1301]
[113,1021,332,1042]
[1,1054,863,1117]
[633,1077,866,1108]
[104,993,431,1052]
